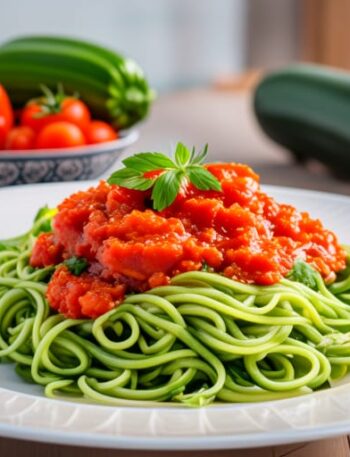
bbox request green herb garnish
[107,142,221,211]
[64,256,88,276]
[33,205,57,235]
[201,261,212,272]
[287,260,320,291]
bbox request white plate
[1,182,350,451]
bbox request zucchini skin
[0,35,154,129]
[254,64,350,170]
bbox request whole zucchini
[254,64,350,171]
[0,35,154,129]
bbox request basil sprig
[107,142,221,211]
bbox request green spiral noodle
[1,210,350,406]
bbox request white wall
[247,0,299,68]
[0,0,246,91]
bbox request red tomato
[0,85,14,149]
[21,98,91,132]
[20,104,47,132]
[35,122,86,149]
[85,121,118,144]
[5,126,36,150]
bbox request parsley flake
[64,256,89,276]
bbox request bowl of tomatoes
[0,85,139,187]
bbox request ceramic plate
[1,182,350,450]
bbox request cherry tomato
[85,121,118,144]
[0,85,14,149]
[5,126,36,150]
[20,104,47,132]
[21,97,91,132]
[35,121,86,149]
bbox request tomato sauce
[30,163,346,319]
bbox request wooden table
[2,87,350,456]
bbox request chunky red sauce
[30,163,346,319]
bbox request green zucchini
[0,35,154,129]
[253,64,350,170]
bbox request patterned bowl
[0,130,139,187]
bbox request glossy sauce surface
[31,163,346,318]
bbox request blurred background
[1,0,246,92]
[1,0,350,192]
[1,0,337,91]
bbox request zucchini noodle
[1,213,350,407]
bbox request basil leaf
[107,142,223,212]
[188,166,222,191]
[33,220,52,235]
[151,170,183,211]
[191,144,208,165]
[64,256,89,276]
[175,142,191,167]
[108,168,139,182]
[287,260,320,291]
[108,168,154,190]
[189,146,196,164]
[32,206,56,235]
[123,152,176,172]
[34,205,51,222]
[122,177,155,191]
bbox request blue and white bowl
[0,130,138,187]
